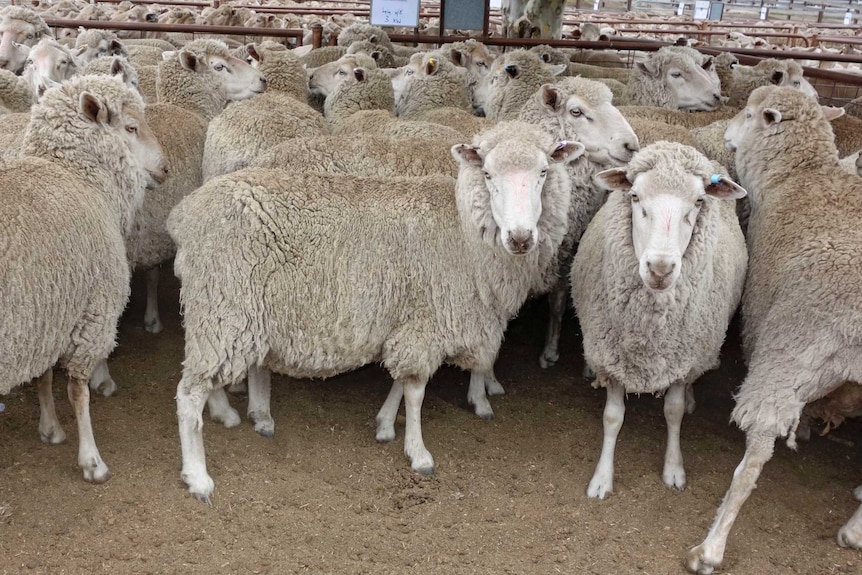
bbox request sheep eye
[670,71,682,78]
[631,193,640,203]
[477,61,487,68]
[336,69,346,75]
[792,80,800,87]
[570,108,582,117]
[539,169,548,177]
[695,197,704,207]
[27,34,34,40]
[126,125,138,134]
[213,63,226,71]
[406,69,414,75]
[482,170,491,180]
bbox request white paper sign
[844,10,853,25]
[490,0,503,8]
[693,0,710,19]
[594,0,601,10]
[677,2,685,16]
[760,5,768,19]
[370,0,420,28]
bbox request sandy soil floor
[1,270,860,575]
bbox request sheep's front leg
[88,358,117,397]
[467,370,495,420]
[587,382,625,499]
[143,266,163,334]
[484,367,505,396]
[837,487,862,549]
[375,381,403,443]
[686,433,775,574]
[663,382,687,490]
[206,386,241,428]
[539,281,567,368]
[177,378,214,504]
[402,375,434,475]
[36,369,66,444]
[67,376,110,483]
[247,365,274,438]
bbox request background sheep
[0,68,33,113]
[475,49,566,120]
[687,86,862,574]
[1,74,165,483]
[725,58,818,107]
[0,6,51,73]
[623,47,721,111]
[167,122,583,503]
[574,142,747,500]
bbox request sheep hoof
[586,474,612,500]
[414,464,435,476]
[253,419,275,439]
[92,377,117,398]
[477,410,495,422]
[582,364,596,380]
[485,378,505,396]
[210,407,241,429]
[182,472,214,505]
[663,468,687,491]
[853,485,862,502]
[82,460,111,484]
[685,545,717,575]
[144,317,163,334]
[193,492,213,507]
[838,520,862,549]
[538,351,558,369]
[375,426,395,443]
[39,426,66,445]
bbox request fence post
[311,22,323,49]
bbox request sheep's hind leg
[177,378,214,504]
[663,382,687,490]
[402,375,434,475]
[539,281,567,369]
[376,381,403,443]
[484,367,505,396]
[467,370,495,420]
[88,358,117,397]
[838,489,862,549]
[36,369,66,444]
[587,381,625,499]
[207,386,241,428]
[143,266,163,334]
[686,433,776,574]
[247,365,274,438]
[67,375,110,483]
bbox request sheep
[713,52,738,98]
[346,40,407,69]
[298,45,348,70]
[475,49,566,120]
[1,74,166,481]
[686,86,862,574]
[336,22,420,57]
[0,68,33,113]
[22,38,80,98]
[202,44,327,181]
[829,112,862,157]
[839,151,862,176]
[725,58,818,107]
[0,6,51,73]
[568,62,631,83]
[74,29,126,64]
[691,119,737,180]
[441,39,495,79]
[626,117,701,149]
[393,53,491,137]
[623,47,722,111]
[167,121,583,502]
[129,39,265,335]
[322,62,464,142]
[618,105,740,129]
[308,53,376,99]
[575,140,747,497]
[82,55,142,97]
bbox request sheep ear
[247,44,261,62]
[540,52,550,63]
[425,57,438,75]
[549,63,567,76]
[539,83,562,113]
[636,60,659,78]
[368,34,377,43]
[504,64,519,79]
[770,70,785,85]
[353,67,365,81]
[146,12,158,22]
[369,50,381,62]
[593,167,632,191]
[110,39,125,54]
[701,57,713,71]
[762,107,782,125]
[109,56,123,77]
[449,48,463,66]
[705,175,747,199]
[79,92,109,125]
[821,105,845,122]
[74,45,88,57]
[178,50,197,71]
[550,141,585,163]
[451,144,483,167]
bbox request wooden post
[311,22,323,49]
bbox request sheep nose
[0,59,8,69]
[624,140,639,153]
[647,260,675,278]
[507,229,534,254]
[713,93,721,103]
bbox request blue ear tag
[710,174,722,184]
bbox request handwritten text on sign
[370,0,420,28]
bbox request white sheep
[0,74,166,482]
[0,68,33,113]
[573,141,747,500]
[725,58,818,107]
[22,38,81,98]
[623,47,722,111]
[687,86,862,574]
[474,48,567,120]
[0,6,51,73]
[166,121,583,503]
[202,43,327,181]
[74,29,126,64]
[128,39,265,337]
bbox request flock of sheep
[1,2,862,573]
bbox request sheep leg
[838,499,862,549]
[539,281,567,368]
[246,365,274,438]
[36,369,66,444]
[177,378,214,504]
[485,367,505,396]
[685,382,696,414]
[88,358,117,397]
[686,433,776,575]
[67,375,111,483]
[206,386,241,428]
[143,266,163,334]
[375,382,403,443]
[402,375,434,475]
[663,382,687,490]
[467,370,495,421]
[587,382,625,499]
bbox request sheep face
[638,55,721,112]
[449,41,494,78]
[0,17,43,72]
[115,102,168,185]
[177,48,266,101]
[309,54,374,97]
[24,39,80,98]
[595,161,746,292]
[454,138,584,256]
[539,83,639,166]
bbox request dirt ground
[1,270,860,575]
